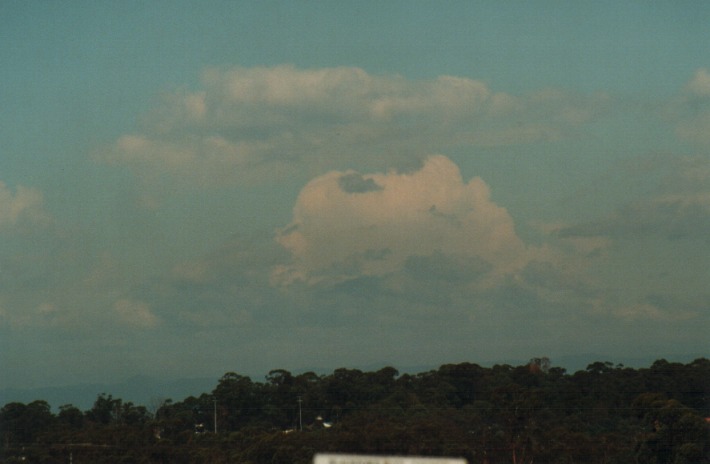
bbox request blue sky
[1,1,709,389]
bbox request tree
[57,404,84,429]
[86,393,123,425]
[213,372,260,431]
[0,400,54,446]
[635,396,710,464]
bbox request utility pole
[297,396,303,431]
[213,399,218,434]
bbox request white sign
[314,454,467,464]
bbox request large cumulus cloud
[273,155,528,286]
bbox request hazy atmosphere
[2,1,709,390]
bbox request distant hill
[2,353,705,411]
[0,376,216,411]
[551,352,709,372]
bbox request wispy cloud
[113,299,160,329]
[98,65,611,192]
[610,296,702,323]
[554,155,710,241]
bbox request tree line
[1,358,709,463]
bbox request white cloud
[0,181,49,229]
[685,68,710,98]
[273,155,528,285]
[670,68,710,145]
[99,65,609,188]
[113,299,160,329]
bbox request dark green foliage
[1,358,708,463]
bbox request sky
[1,1,709,389]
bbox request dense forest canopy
[1,358,709,463]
